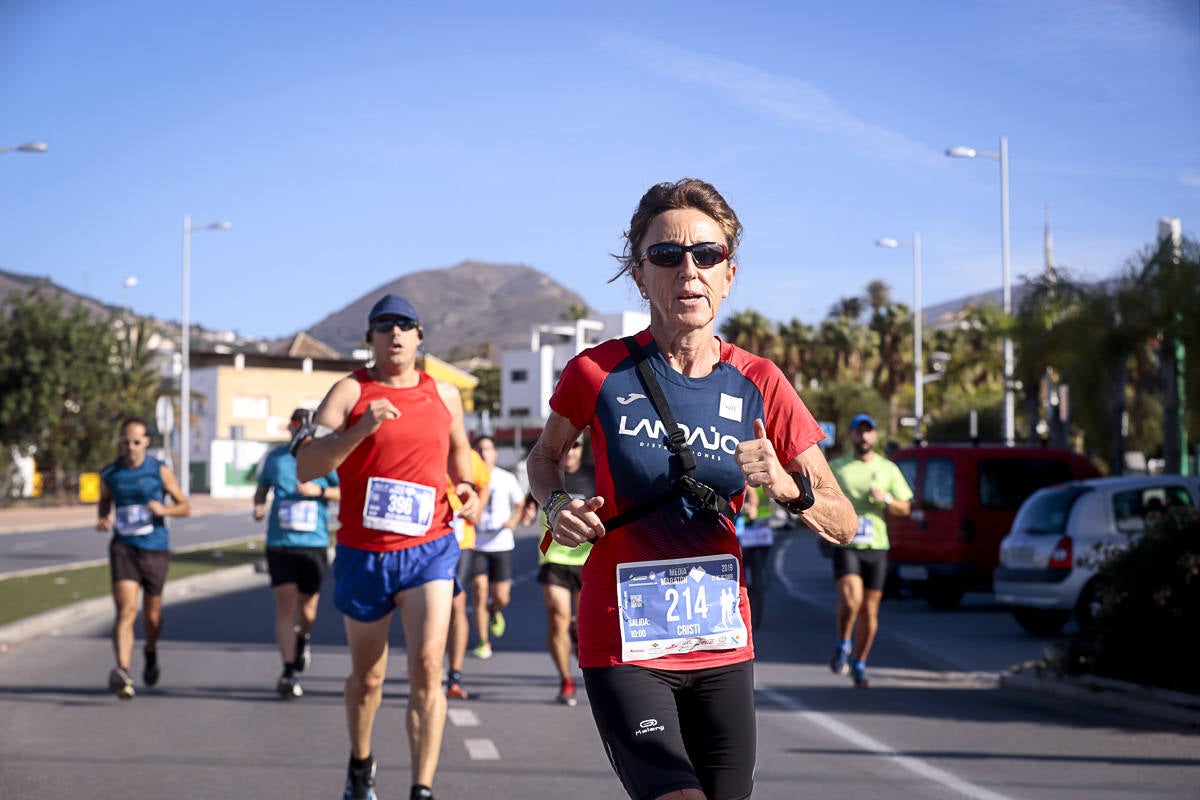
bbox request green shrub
[1059,505,1200,694]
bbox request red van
[886,444,1101,609]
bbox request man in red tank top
[297,295,480,800]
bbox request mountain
[1,261,591,361]
[303,260,590,358]
[0,269,117,321]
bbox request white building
[492,311,648,452]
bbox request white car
[994,475,1199,636]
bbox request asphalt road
[1,527,1197,800]
[0,510,260,577]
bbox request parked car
[887,444,1101,609]
[994,475,1199,635]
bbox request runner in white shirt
[468,435,526,658]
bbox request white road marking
[759,687,1016,800]
[448,708,480,727]
[464,738,501,760]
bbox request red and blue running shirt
[336,368,456,552]
[550,329,824,670]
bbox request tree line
[0,287,160,500]
[719,235,1199,472]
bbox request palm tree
[1013,270,1089,446]
[719,309,779,362]
[777,318,816,389]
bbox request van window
[895,457,918,499]
[978,459,1075,511]
[1014,486,1089,534]
[923,458,955,510]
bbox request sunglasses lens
[643,242,726,268]
[691,243,727,267]
[645,243,685,267]
[373,319,417,332]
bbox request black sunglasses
[640,241,729,269]
[370,318,419,334]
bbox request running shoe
[410,784,435,799]
[829,644,851,676]
[489,610,506,639]
[277,671,303,699]
[343,756,377,800]
[446,680,469,700]
[851,662,870,689]
[143,649,160,687]
[294,633,312,673]
[471,642,493,660]
[108,667,135,700]
[556,678,578,707]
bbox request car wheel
[1013,607,1071,636]
[1074,580,1102,637]
[921,581,965,610]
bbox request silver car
[994,475,1199,635]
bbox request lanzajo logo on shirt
[718,393,743,422]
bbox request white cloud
[1180,170,1200,189]
[599,33,945,171]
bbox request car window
[1115,486,1197,531]
[1113,489,1149,532]
[978,459,1075,510]
[923,458,954,510]
[1014,486,1089,534]
[1164,486,1194,509]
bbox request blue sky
[2,0,1197,340]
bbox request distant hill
[1,262,592,361]
[0,269,116,321]
[304,260,590,358]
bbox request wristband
[319,486,326,499]
[882,492,893,506]
[544,490,572,527]
[456,481,479,494]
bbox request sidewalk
[0,494,249,535]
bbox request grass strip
[0,539,265,628]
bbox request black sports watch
[456,481,479,494]
[780,471,815,514]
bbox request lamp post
[876,233,925,441]
[180,215,231,497]
[947,136,1014,446]
[0,141,48,156]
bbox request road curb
[0,563,267,654]
[1000,668,1200,730]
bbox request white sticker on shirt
[718,393,743,422]
[362,477,436,536]
[278,499,319,532]
[114,504,154,536]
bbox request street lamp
[180,215,231,497]
[0,141,48,155]
[876,233,927,441]
[122,276,138,314]
[947,136,1014,446]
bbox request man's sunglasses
[370,318,419,334]
[640,241,729,269]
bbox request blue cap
[850,413,877,430]
[368,294,420,325]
